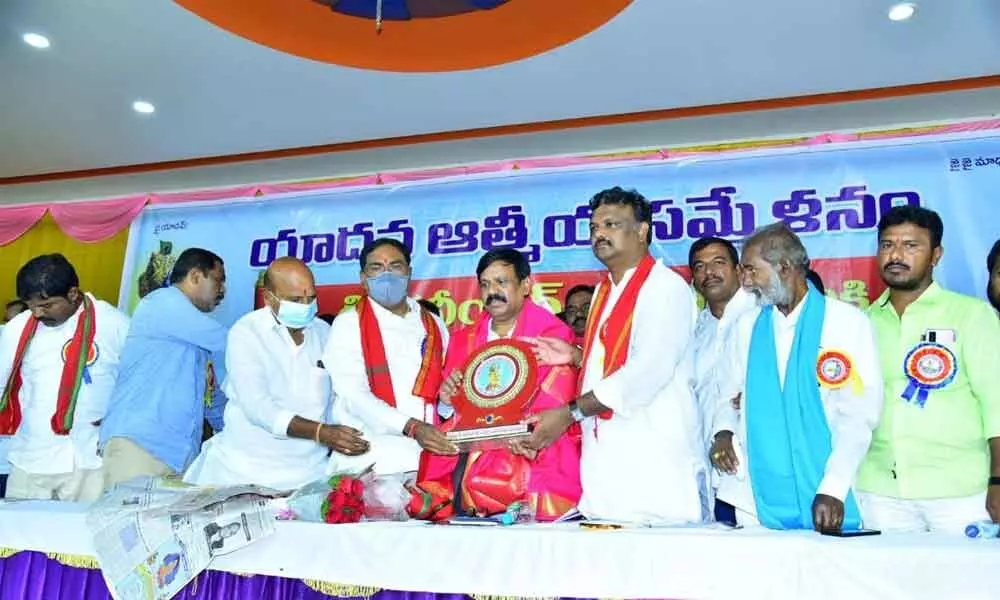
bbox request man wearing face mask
[412,248,581,521]
[324,238,457,477]
[184,258,367,489]
[709,223,883,533]
[101,248,229,490]
[855,207,1000,532]
[0,254,130,501]
[522,187,705,524]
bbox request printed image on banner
[118,134,1000,329]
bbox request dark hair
[564,284,595,303]
[16,254,80,300]
[359,238,411,271]
[988,239,1000,275]
[877,205,943,249]
[417,298,440,316]
[169,248,224,284]
[806,269,826,295]
[5,299,28,313]
[688,236,738,269]
[317,313,336,325]
[589,186,653,244]
[476,248,531,281]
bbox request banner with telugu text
[118,133,1000,330]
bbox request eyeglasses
[364,261,408,277]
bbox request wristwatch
[989,476,1000,487]
[567,400,586,423]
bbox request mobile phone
[821,528,881,538]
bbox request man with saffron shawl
[324,238,457,477]
[0,254,129,501]
[710,223,883,532]
[412,248,581,521]
[522,188,706,524]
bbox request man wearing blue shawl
[709,224,883,532]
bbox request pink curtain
[154,185,261,205]
[49,195,149,243]
[0,204,49,245]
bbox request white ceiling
[2,0,1000,179]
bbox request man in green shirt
[857,206,1000,532]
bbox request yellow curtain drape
[0,215,128,307]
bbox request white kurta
[323,297,449,475]
[184,309,332,490]
[712,292,884,523]
[579,259,706,524]
[691,288,756,450]
[0,295,129,474]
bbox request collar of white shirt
[773,289,809,331]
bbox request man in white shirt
[0,254,129,501]
[524,187,706,523]
[688,236,755,522]
[185,257,368,490]
[0,299,28,497]
[710,223,883,532]
[324,238,457,476]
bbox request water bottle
[964,520,1000,539]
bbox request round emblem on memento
[816,349,852,389]
[903,342,957,389]
[462,344,530,409]
[61,340,99,367]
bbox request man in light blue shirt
[100,248,228,489]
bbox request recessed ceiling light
[888,2,917,21]
[132,100,156,115]
[22,33,50,49]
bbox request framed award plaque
[445,339,539,452]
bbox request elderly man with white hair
[710,223,883,533]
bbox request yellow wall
[0,215,128,306]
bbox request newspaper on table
[86,476,286,600]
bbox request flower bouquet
[322,472,367,524]
[277,466,374,524]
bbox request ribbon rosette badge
[901,342,957,408]
[816,349,862,393]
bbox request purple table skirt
[0,550,599,600]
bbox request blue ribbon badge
[901,342,957,408]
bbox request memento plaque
[445,339,538,452]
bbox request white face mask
[267,291,318,329]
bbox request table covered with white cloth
[0,500,995,600]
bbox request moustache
[485,294,507,305]
[883,262,909,272]
[572,316,587,326]
[593,239,612,249]
[703,276,723,286]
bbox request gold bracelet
[314,422,323,443]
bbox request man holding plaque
[411,248,581,521]
[522,187,706,524]
[856,206,1000,531]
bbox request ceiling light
[22,33,50,49]
[132,100,156,115]
[888,3,917,21]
